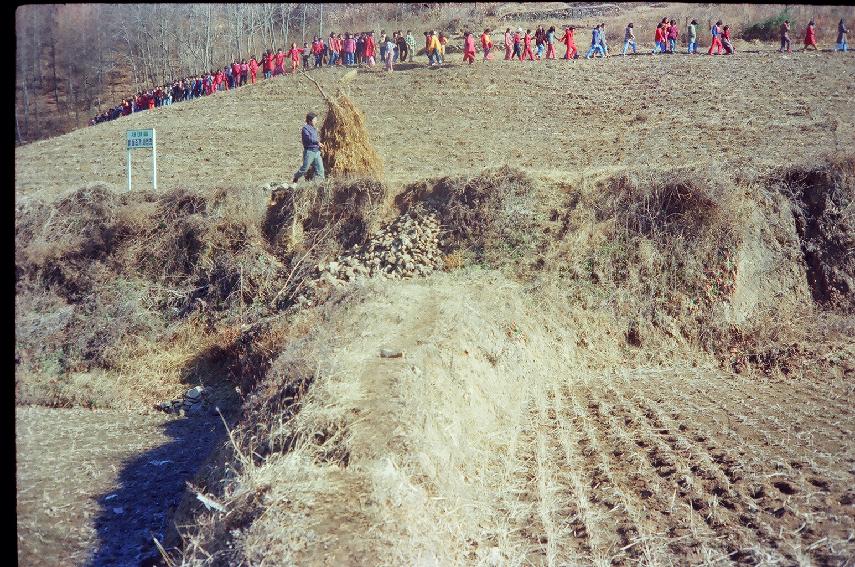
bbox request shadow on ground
[86,415,229,567]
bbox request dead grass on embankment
[16,153,854,410]
[14,176,393,410]
[144,155,855,564]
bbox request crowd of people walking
[88,16,851,127]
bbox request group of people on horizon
[88,16,851,127]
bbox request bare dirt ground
[498,367,855,566]
[16,407,229,567]
[15,50,855,201]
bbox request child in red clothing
[804,20,818,50]
[561,26,578,59]
[463,31,476,63]
[288,43,302,74]
[522,29,535,60]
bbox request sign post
[126,129,157,191]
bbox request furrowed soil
[14,26,855,567]
[502,367,855,566]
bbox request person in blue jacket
[585,24,605,59]
[293,112,326,183]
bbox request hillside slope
[15,50,855,201]
[15,39,855,567]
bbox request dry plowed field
[501,369,854,566]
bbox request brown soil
[16,406,231,567]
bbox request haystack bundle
[304,74,383,180]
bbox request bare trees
[15,3,352,142]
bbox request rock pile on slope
[297,210,444,305]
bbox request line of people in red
[89,17,851,126]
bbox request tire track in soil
[496,396,549,566]
[583,380,707,563]
[498,392,591,566]
[637,370,855,566]
[717,372,852,443]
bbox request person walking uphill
[779,20,792,53]
[293,112,325,183]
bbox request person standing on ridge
[599,22,609,56]
[292,112,325,184]
[522,29,536,61]
[653,22,665,54]
[585,24,604,58]
[512,28,523,60]
[249,55,258,83]
[397,31,408,62]
[667,19,679,53]
[365,31,376,66]
[275,48,286,75]
[535,25,546,59]
[779,20,791,53]
[546,26,557,59]
[288,43,302,74]
[463,31,476,64]
[481,28,494,60]
[405,30,416,63]
[623,22,637,55]
[504,28,513,59]
[721,25,735,54]
[384,34,396,70]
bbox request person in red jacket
[364,32,376,66]
[288,42,302,74]
[263,51,273,79]
[653,22,666,54]
[522,29,535,61]
[804,20,818,50]
[249,56,258,83]
[708,20,723,55]
[561,26,578,59]
[275,48,286,75]
[463,31,476,63]
[231,61,242,87]
[512,28,522,60]
[721,25,735,54]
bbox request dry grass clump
[319,93,384,180]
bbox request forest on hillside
[14,3,478,144]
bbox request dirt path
[16,406,229,567]
[497,367,855,566]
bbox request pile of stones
[155,386,210,417]
[297,210,445,305]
